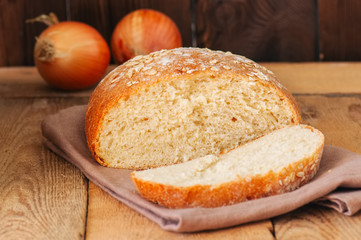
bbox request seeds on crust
[145,69,157,75]
[126,69,134,78]
[310,164,316,170]
[223,65,231,70]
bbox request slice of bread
[131,124,324,208]
[86,47,301,170]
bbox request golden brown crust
[131,134,324,209]
[85,47,302,167]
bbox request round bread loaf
[85,47,301,170]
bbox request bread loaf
[85,47,301,170]
[131,124,324,208]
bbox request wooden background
[1,0,361,66]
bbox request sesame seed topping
[145,69,157,75]
[98,48,285,97]
[310,164,316,170]
[296,172,305,178]
[125,61,138,66]
[223,65,231,70]
[126,69,134,78]
[291,172,295,181]
[284,176,290,184]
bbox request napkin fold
[41,105,361,232]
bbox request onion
[29,13,110,91]
[111,9,182,64]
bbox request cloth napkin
[41,105,361,232]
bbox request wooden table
[1,63,361,239]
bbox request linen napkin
[41,105,361,232]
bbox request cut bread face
[86,48,301,170]
[131,124,325,208]
[98,74,298,169]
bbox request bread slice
[86,47,301,170]
[131,124,324,208]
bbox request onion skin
[34,21,110,91]
[111,9,182,64]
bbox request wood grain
[295,95,361,154]
[0,0,67,66]
[3,62,361,99]
[86,183,275,239]
[0,66,110,98]
[274,205,361,240]
[3,0,361,66]
[69,0,111,42]
[319,0,361,61]
[0,98,89,239]
[195,0,317,61]
[262,62,361,94]
[0,0,27,66]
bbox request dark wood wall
[1,0,361,66]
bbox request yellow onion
[30,13,110,91]
[111,9,182,64]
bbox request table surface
[1,63,361,239]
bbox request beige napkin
[41,105,361,232]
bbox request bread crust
[85,47,302,167]
[131,126,324,208]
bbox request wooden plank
[0,0,67,66]
[0,98,89,239]
[68,0,112,50]
[2,62,361,99]
[195,0,317,62]
[296,95,361,154]
[274,205,361,240]
[262,62,361,94]
[0,0,26,66]
[319,0,361,61]
[0,66,114,98]
[273,95,361,239]
[86,183,275,239]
